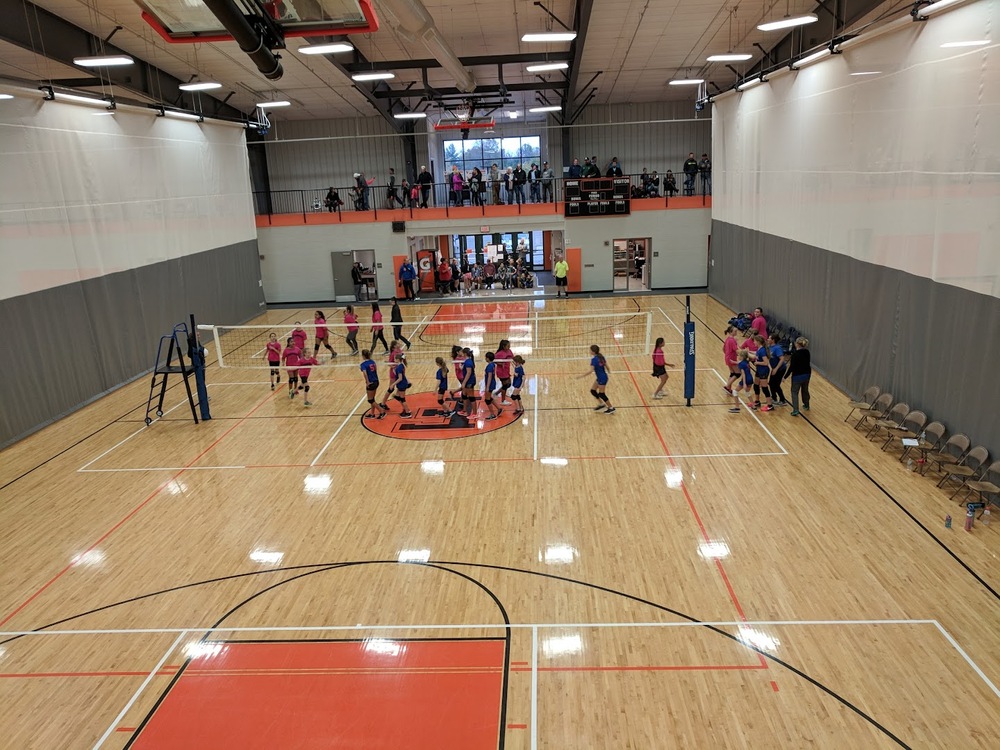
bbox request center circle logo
[361,391,520,440]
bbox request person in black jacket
[784,337,811,416]
[324,187,343,212]
[390,297,412,349]
[351,262,365,301]
[512,164,527,204]
[417,165,433,208]
[606,157,623,177]
[682,153,699,195]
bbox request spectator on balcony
[580,157,592,177]
[490,163,503,205]
[323,187,344,213]
[528,163,541,202]
[469,167,484,206]
[512,163,527,204]
[386,167,400,208]
[503,167,513,204]
[450,166,465,206]
[699,153,712,195]
[640,168,651,195]
[683,153,699,195]
[647,170,661,198]
[541,161,555,201]
[606,157,623,177]
[417,165,433,208]
[664,169,677,197]
[568,158,582,178]
[400,177,411,207]
[585,156,602,178]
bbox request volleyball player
[370,302,389,353]
[297,352,319,406]
[583,344,615,414]
[450,344,466,413]
[291,323,308,353]
[729,349,753,413]
[752,334,774,411]
[493,339,514,404]
[379,340,402,411]
[281,336,301,399]
[650,337,676,399]
[461,347,477,418]
[722,325,739,394]
[482,352,501,420]
[360,350,387,419]
[510,355,526,414]
[313,310,338,360]
[390,353,413,418]
[435,357,453,416]
[266,332,281,390]
[344,305,360,355]
[767,333,787,406]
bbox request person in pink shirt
[291,323,308,352]
[379,340,403,411]
[722,325,739,394]
[281,337,301,399]
[370,302,389,352]
[438,260,453,296]
[313,310,337,360]
[344,305,360,355]
[650,337,676,399]
[751,307,767,339]
[493,339,514,403]
[265,332,282,391]
[739,327,756,350]
[297,353,319,406]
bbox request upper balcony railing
[253,172,711,222]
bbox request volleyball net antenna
[197,312,653,368]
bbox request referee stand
[144,317,206,426]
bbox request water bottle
[983,509,992,526]
[965,506,975,531]
[920,430,927,443]
[945,514,952,529]
[907,458,915,472]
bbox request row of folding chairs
[845,386,1000,516]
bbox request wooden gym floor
[1,294,998,748]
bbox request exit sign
[480,226,490,232]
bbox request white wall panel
[713,1,1000,298]
[0,98,255,301]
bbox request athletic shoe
[803,404,810,410]
[304,400,312,406]
[487,414,498,421]
[790,410,800,416]
[330,352,338,358]
[364,413,378,419]
[502,400,512,406]
[376,411,386,420]
[604,407,616,414]
[760,405,773,412]
[270,384,275,391]
[405,342,411,350]
[728,407,741,413]
[379,403,388,410]
[723,386,733,395]
[594,404,606,411]
[289,391,295,399]
[400,411,413,419]
[652,393,664,399]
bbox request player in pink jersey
[291,323,308,353]
[370,302,389,353]
[344,305,360,355]
[281,337,301,399]
[722,325,740,394]
[493,339,514,404]
[650,337,676,399]
[296,353,319,406]
[265,332,282,391]
[378,340,403,411]
[450,344,466,414]
[313,310,337,360]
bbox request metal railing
[253,172,711,221]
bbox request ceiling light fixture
[917,0,969,16]
[757,13,818,32]
[179,81,223,91]
[0,94,13,100]
[506,111,519,118]
[299,42,355,55]
[522,32,577,42]
[393,111,427,119]
[351,72,396,81]
[73,54,134,67]
[528,105,562,113]
[165,110,204,121]
[525,62,569,72]
[940,39,990,48]
[707,53,753,62]
[792,48,832,69]
[668,78,705,86]
[256,100,291,108]
[737,75,766,91]
[850,71,881,76]
[43,89,114,107]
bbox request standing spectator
[541,161,555,201]
[469,167,483,206]
[568,158,582,178]
[503,167,514,204]
[606,157,623,177]
[417,165,433,208]
[683,153,699,195]
[785,337,812,416]
[398,258,416,300]
[581,157,592,176]
[450,165,464,206]
[386,167,400,208]
[323,186,343,212]
[437,258,453,295]
[587,157,602,177]
[355,171,374,210]
[351,261,365,301]
[490,163,502,204]
[512,163,527,204]
[450,257,461,294]
[751,307,767,339]
[400,177,411,208]
[528,163,541,202]
[664,169,677,197]
[390,297,412,349]
[553,253,569,298]
[699,153,712,195]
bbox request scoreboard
[563,177,631,217]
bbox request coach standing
[390,297,412,349]
[554,254,569,298]
[399,258,417,300]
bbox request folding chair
[845,386,881,423]
[961,461,1000,517]
[882,410,927,452]
[925,433,970,476]
[856,392,893,431]
[938,446,989,498]
[900,421,946,473]
[866,402,908,441]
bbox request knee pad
[304,385,310,392]
[599,393,610,403]
[393,395,404,403]
[512,394,521,401]
[368,398,376,405]
[590,389,599,399]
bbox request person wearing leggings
[785,337,812,416]
[767,333,788,406]
[370,302,389,353]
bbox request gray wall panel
[710,219,1000,459]
[0,239,263,448]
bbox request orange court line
[115,727,137,733]
[507,723,528,730]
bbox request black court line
[3,560,908,747]
[677,295,1000,606]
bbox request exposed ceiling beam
[316,43,410,132]
[563,0,596,115]
[1,0,247,120]
[372,81,568,99]
[344,52,569,73]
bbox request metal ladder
[144,323,199,426]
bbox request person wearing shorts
[510,355,526,414]
[344,306,360,355]
[494,339,514,403]
[360,350,386,419]
[582,344,615,414]
[266,332,281,390]
[391,354,413,418]
[281,337,301,399]
[554,254,569,297]
[482,352,501,420]
[752,335,774,411]
[461,347,477,418]
[722,325,739,393]
[297,354,319,407]
[729,350,753,413]
[313,310,337,360]
[435,357,453,417]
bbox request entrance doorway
[450,230,550,271]
[613,238,650,292]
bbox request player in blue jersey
[752,334,774,412]
[510,355,526,414]
[482,352,501,420]
[461,347,477,418]
[359,349,387,419]
[729,349,754,413]
[391,353,413,418]
[435,356,453,417]
[582,344,615,414]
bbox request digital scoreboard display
[563,177,631,217]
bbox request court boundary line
[532,375,540,461]
[708,367,789,455]
[310,396,367,466]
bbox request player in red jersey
[265,332,281,390]
[297,353,319,406]
[313,310,337,360]
[281,337,301,399]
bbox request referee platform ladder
[145,323,200,426]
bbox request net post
[198,324,224,368]
[644,311,653,355]
[683,296,695,407]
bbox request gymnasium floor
[1,294,998,748]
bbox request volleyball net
[198,312,652,368]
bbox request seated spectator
[323,187,344,212]
[483,260,496,288]
[647,171,661,197]
[664,169,677,197]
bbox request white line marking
[310,396,367,466]
[0,619,940,637]
[91,630,187,749]
[933,621,1000,701]
[79,466,247,473]
[532,375,540,462]
[77,399,190,472]
[709,367,789,455]
[615,452,786,460]
[657,306,684,336]
[531,625,539,750]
